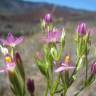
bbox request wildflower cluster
[0,13,95,96]
[35,13,96,96]
[0,32,34,96]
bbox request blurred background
[0,0,96,96]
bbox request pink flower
[55,63,75,72]
[0,32,24,47]
[0,54,16,73]
[42,28,62,44]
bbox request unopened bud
[27,78,35,95]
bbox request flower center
[5,56,12,63]
[64,55,71,65]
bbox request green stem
[69,57,80,84]
[85,55,88,86]
[50,74,60,96]
[45,80,49,96]
[61,73,67,96]
[57,45,64,61]
[65,71,69,86]
[85,74,94,87]
[74,74,95,96]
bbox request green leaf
[8,70,25,96]
[50,74,60,95]
[36,60,49,78]
[77,55,85,71]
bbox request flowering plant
[35,13,96,96]
[0,32,35,96]
[0,13,95,96]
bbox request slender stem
[85,55,88,86]
[64,73,68,96]
[45,80,49,96]
[50,74,61,96]
[74,74,95,96]
[65,71,69,86]
[56,45,64,61]
[60,73,67,96]
[69,57,80,84]
[87,74,94,85]
[69,36,82,84]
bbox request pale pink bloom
[0,54,16,73]
[42,28,62,43]
[0,32,24,47]
[55,63,75,73]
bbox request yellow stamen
[5,56,12,63]
[64,55,71,64]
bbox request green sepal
[60,31,65,47]
[44,45,54,71]
[50,47,58,60]
[36,59,49,78]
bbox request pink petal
[55,66,65,72]
[61,63,68,66]
[55,66,75,73]
[14,36,24,45]
[64,66,75,70]
[0,38,5,45]
[7,32,15,43]
[0,38,11,46]
[3,40,10,46]
[6,62,16,71]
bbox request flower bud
[15,52,22,64]
[15,52,25,81]
[76,22,87,36]
[61,28,65,47]
[27,78,35,95]
[44,13,53,23]
[91,62,96,74]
